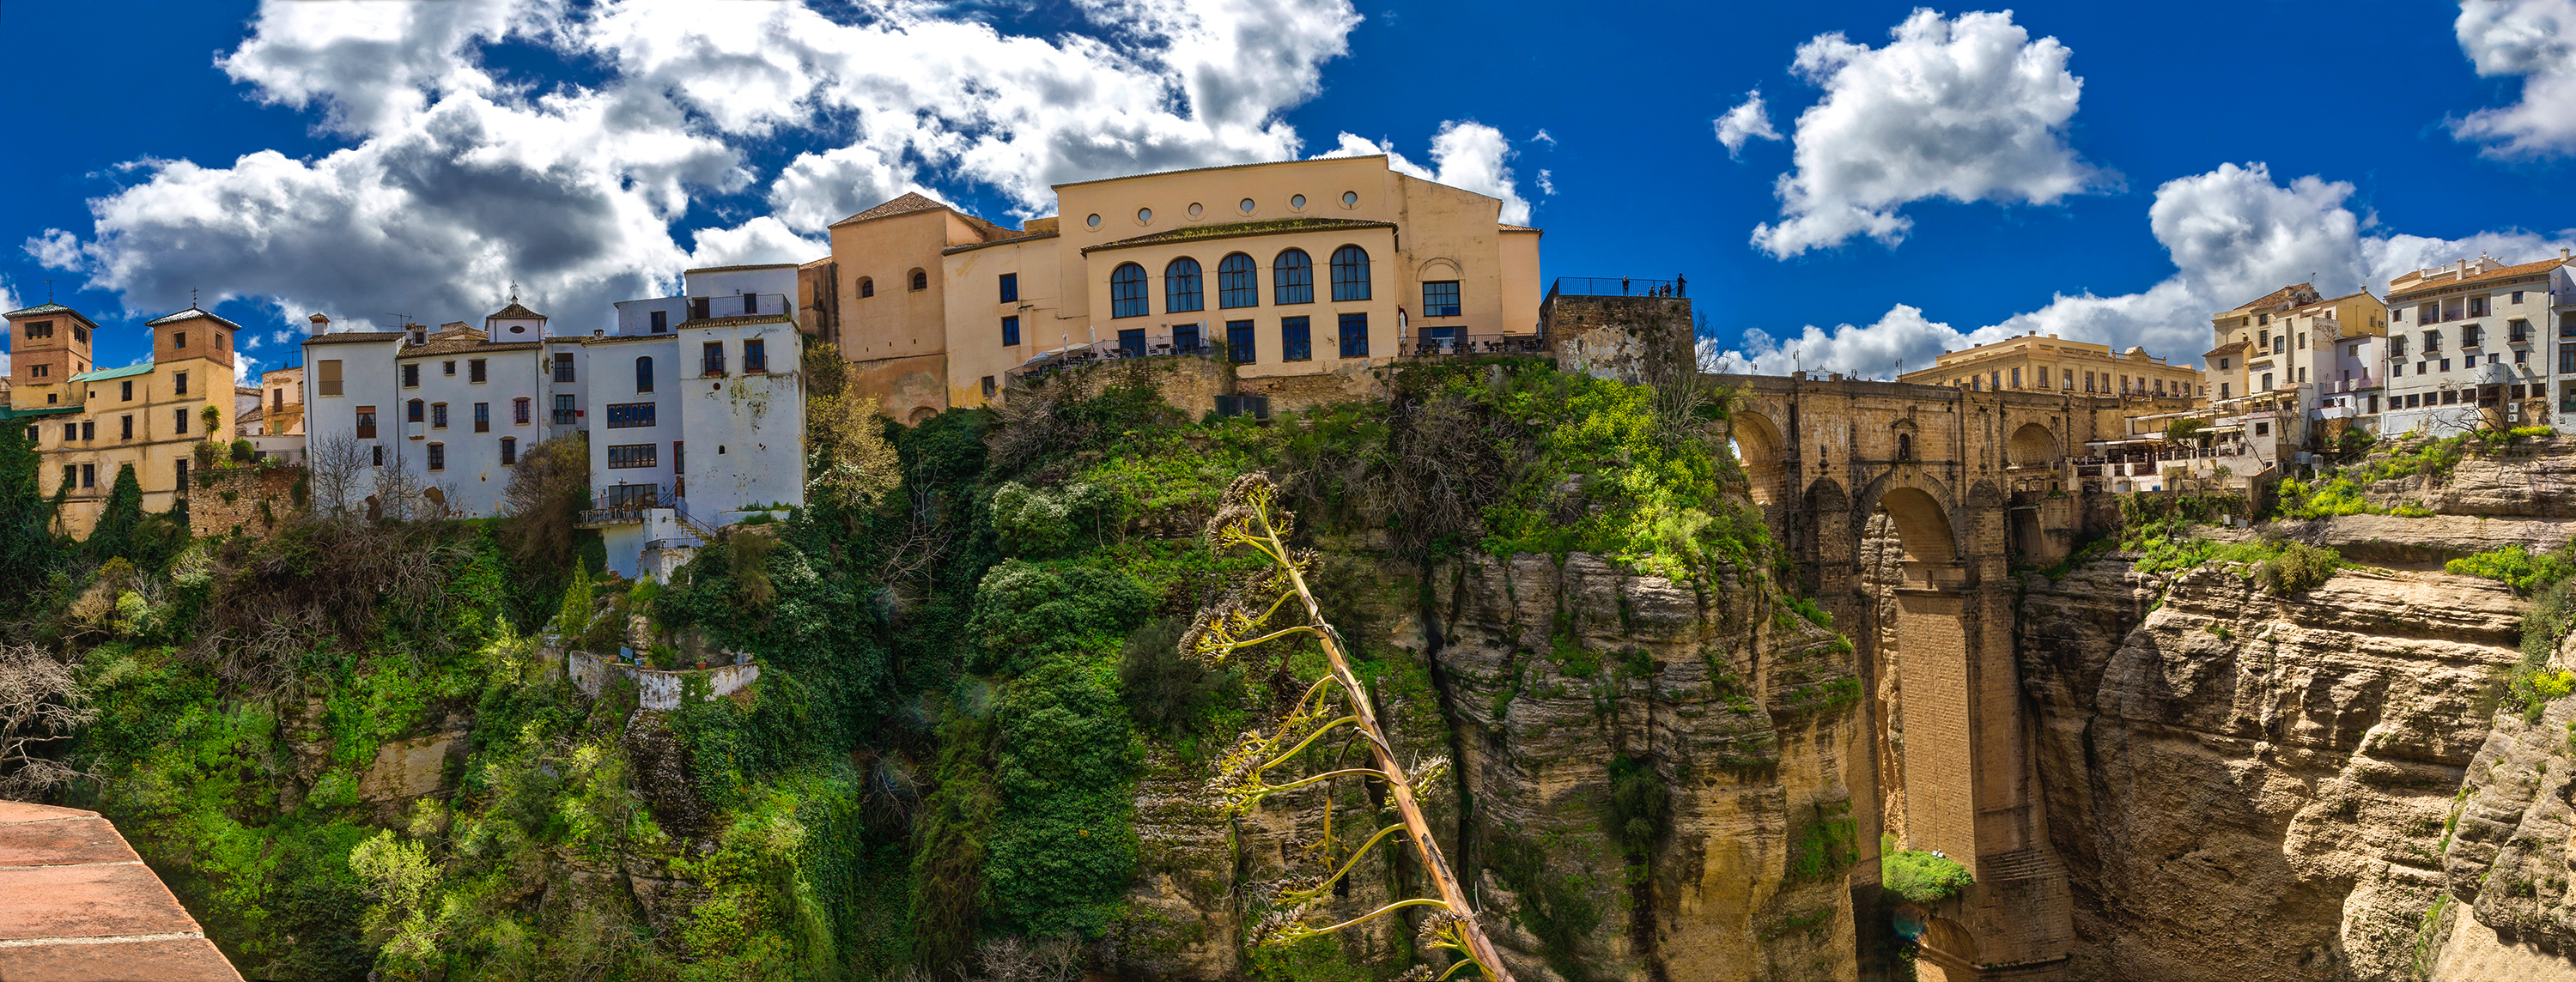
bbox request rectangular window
[2010,367,2022,388]
[2441,359,2452,371]
[82,464,94,488]
[513,398,530,425]
[2444,390,2461,405]
[373,445,384,467]
[1175,323,1201,354]
[650,310,668,333]
[474,403,490,433]
[2512,318,2530,342]
[2512,291,2524,305]
[173,409,186,433]
[554,352,575,383]
[2424,330,2441,353]
[2465,324,2483,348]
[81,421,92,441]
[175,458,188,491]
[607,443,658,469]
[1337,312,1369,358]
[2561,343,2575,374]
[1228,319,1255,363]
[501,437,518,466]
[62,424,75,442]
[605,402,657,428]
[426,443,445,471]
[1282,317,1312,361]
[319,360,343,396]
[1118,328,1146,357]
[443,361,456,376]
[999,272,1019,303]
[120,415,132,439]
[691,297,711,320]
[174,371,188,396]
[470,359,487,383]
[356,406,377,439]
[702,342,726,375]
[432,403,449,429]
[1001,316,1020,347]
[2063,369,2073,389]
[273,389,284,411]
[2470,296,2490,317]
[2219,383,2230,400]
[404,363,422,387]
[173,331,185,348]
[21,321,48,339]
[744,338,768,373]
[120,380,133,401]
[1422,281,1461,318]
[553,394,576,425]
[981,375,997,397]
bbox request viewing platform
[0,801,241,981]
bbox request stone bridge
[1717,373,2130,981]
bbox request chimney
[308,312,330,333]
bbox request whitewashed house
[303,266,807,579]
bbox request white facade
[303,267,807,579]
[2380,253,2568,437]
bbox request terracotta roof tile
[2,303,101,331]
[2387,257,2568,300]
[829,191,949,228]
[486,301,545,321]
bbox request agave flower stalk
[1186,473,1515,981]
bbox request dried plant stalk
[1186,473,1513,980]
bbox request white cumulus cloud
[1713,90,1780,158]
[2451,0,2576,156]
[1750,9,2102,258]
[1321,121,1533,224]
[1721,161,2576,379]
[33,0,1369,330]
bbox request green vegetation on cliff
[1,355,1795,980]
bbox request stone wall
[565,649,758,711]
[1234,366,1376,413]
[185,464,301,538]
[1545,294,1692,385]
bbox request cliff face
[1110,551,1866,981]
[2435,625,2576,973]
[2020,561,2542,981]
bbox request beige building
[2202,283,2386,404]
[235,365,306,438]
[3,302,239,535]
[805,155,1544,421]
[1899,331,2202,397]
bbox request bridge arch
[1730,410,1790,506]
[2007,421,2059,467]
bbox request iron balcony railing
[1546,276,1686,299]
[1395,332,1552,357]
[579,482,671,527]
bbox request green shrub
[2445,544,2576,594]
[1784,596,1832,629]
[1118,616,1229,736]
[229,439,256,464]
[966,561,1151,675]
[1882,848,1974,906]
[2256,542,2341,596]
[990,481,1121,557]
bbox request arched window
[1165,257,1204,313]
[1218,253,1258,308]
[635,356,654,393]
[908,268,928,291]
[858,276,875,298]
[1110,263,1148,318]
[1273,249,1314,305]
[1329,245,1370,301]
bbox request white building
[302,266,807,579]
[2381,253,2569,436]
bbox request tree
[1186,474,1514,980]
[200,403,222,437]
[0,641,94,800]
[0,428,57,592]
[86,464,143,560]
[803,339,848,402]
[806,388,900,519]
[2164,417,2206,446]
[306,431,370,521]
[501,434,590,568]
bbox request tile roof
[397,326,544,356]
[829,191,949,228]
[486,301,546,321]
[70,363,155,383]
[2204,341,2248,358]
[1079,217,1396,255]
[943,230,1060,255]
[2222,283,2319,314]
[2,303,101,330]
[302,330,409,346]
[667,312,798,332]
[2387,257,2567,300]
[1498,223,1544,233]
[144,307,245,331]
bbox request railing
[551,409,577,425]
[678,292,794,323]
[1004,333,1221,386]
[579,483,669,526]
[1546,276,1686,299]
[1395,333,1552,357]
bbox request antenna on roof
[191,288,199,309]
[44,279,52,302]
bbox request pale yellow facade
[1899,332,2202,398]
[808,155,1544,420]
[2202,285,2385,404]
[3,303,240,536]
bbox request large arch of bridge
[1849,465,1962,569]
[1730,409,1791,506]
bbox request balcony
[683,292,794,324]
[579,483,669,527]
[1396,332,1552,357]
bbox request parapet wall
[186,465,301,538]
[565,649,758,710]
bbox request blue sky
[4,0,2574,383]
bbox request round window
[1290,194,1307,209]
[1137,207,1153,223]
[1085,213,1102,228]
[1188,202,1204,218]
[1341,191,1358,207]
[1239,197,1256,214]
